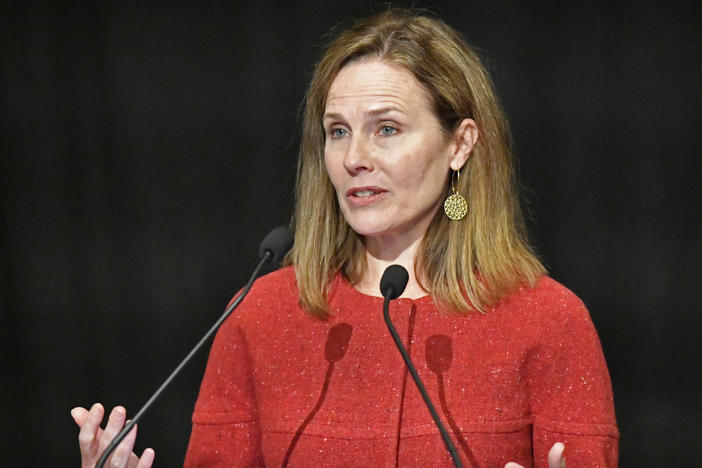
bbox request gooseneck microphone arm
[96,227,294,468]
[380,265,464,468]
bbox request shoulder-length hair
[285,8,546,317]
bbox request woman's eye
[330,128,348,138]
[379,125,397,136]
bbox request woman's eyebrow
[322,112,344,123]
[322,106,405,123]
[366,106,404,117]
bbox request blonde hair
[286,8,545,317]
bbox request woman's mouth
[346,187,387,205]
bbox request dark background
[2,1,700,466]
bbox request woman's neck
[354,233,427,299]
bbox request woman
[72,9,618,467]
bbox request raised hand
[71,403,155,468]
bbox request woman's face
[323,58,470,246]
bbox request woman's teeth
[354,190,377,197]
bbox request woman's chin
[347,224,415,244]
[348,226,388,239]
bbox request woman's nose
[343,135,373,175]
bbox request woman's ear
[449,118,479,171]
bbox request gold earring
[444,170,467,220]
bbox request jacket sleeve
[183,312,264,467]
[525,284,619,467]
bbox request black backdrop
[2,1,700,466]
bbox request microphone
[259,226,295,264]
[96,227,294,468]
[380,264,409,299]
[380,265,464,468]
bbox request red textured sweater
[184,267,618,467]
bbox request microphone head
[379,264,409,299]
[259,226,294,264]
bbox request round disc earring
[444,170,468,220]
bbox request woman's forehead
[324,59,433,116]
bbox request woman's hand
[504,442,566,468]
[71,403,155,468]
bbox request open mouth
[346,187,387,205]
[347,186,386,197]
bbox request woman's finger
[135,448,155,468]
[547,442,566,468]
[99,406,127,450]
[77,403,104,455]
[111,422,138,468]
[123,429,155,468]
[71,406,90,427]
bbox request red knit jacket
[184,267,618,467]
